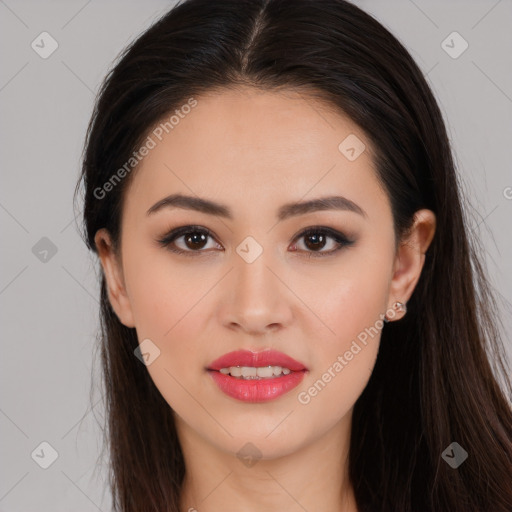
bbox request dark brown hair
[75,0,512,510]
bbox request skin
[95,86,436,512]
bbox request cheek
[123,243,207,334]
[296,247,391,410]
[300,244,391,350]
[121,245,217,387]
[296,288,386,426]
[125,265,208,410]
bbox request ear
[94,228,136,328]
[386,209,436,321]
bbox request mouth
[207,348,307,372]
[206,349,308,402]
[217,365,294,379]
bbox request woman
[75,0,512,510]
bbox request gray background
[1,1,511,510]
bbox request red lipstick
[207,349,307,403]
[208,349,307,372]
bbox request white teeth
[218,366,293,379]
[256,366,274,378]
[243,367,258,378]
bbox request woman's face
[96,86,432,460]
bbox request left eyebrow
[146,193,367,220]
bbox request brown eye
[291,227,355,257]
[157,225,355,258]
[303,232,328,251]
[182,231,209,250]
[157,226,221,256]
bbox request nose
[219,251,294,336]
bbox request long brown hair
[75,0,512,510]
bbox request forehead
[123,86,386,219]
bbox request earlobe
[94,228,136,328]
[386,209,436,321]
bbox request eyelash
[156,225,355,258]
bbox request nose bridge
[233,241,277,304]
[224,239,292,332]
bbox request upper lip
[207,349,307,372]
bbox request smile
[206,349,308,402]
[219,365,292,379]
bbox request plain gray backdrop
[1,1,511,510]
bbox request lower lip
[208,369,306,403]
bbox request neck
[176,410,358,512]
